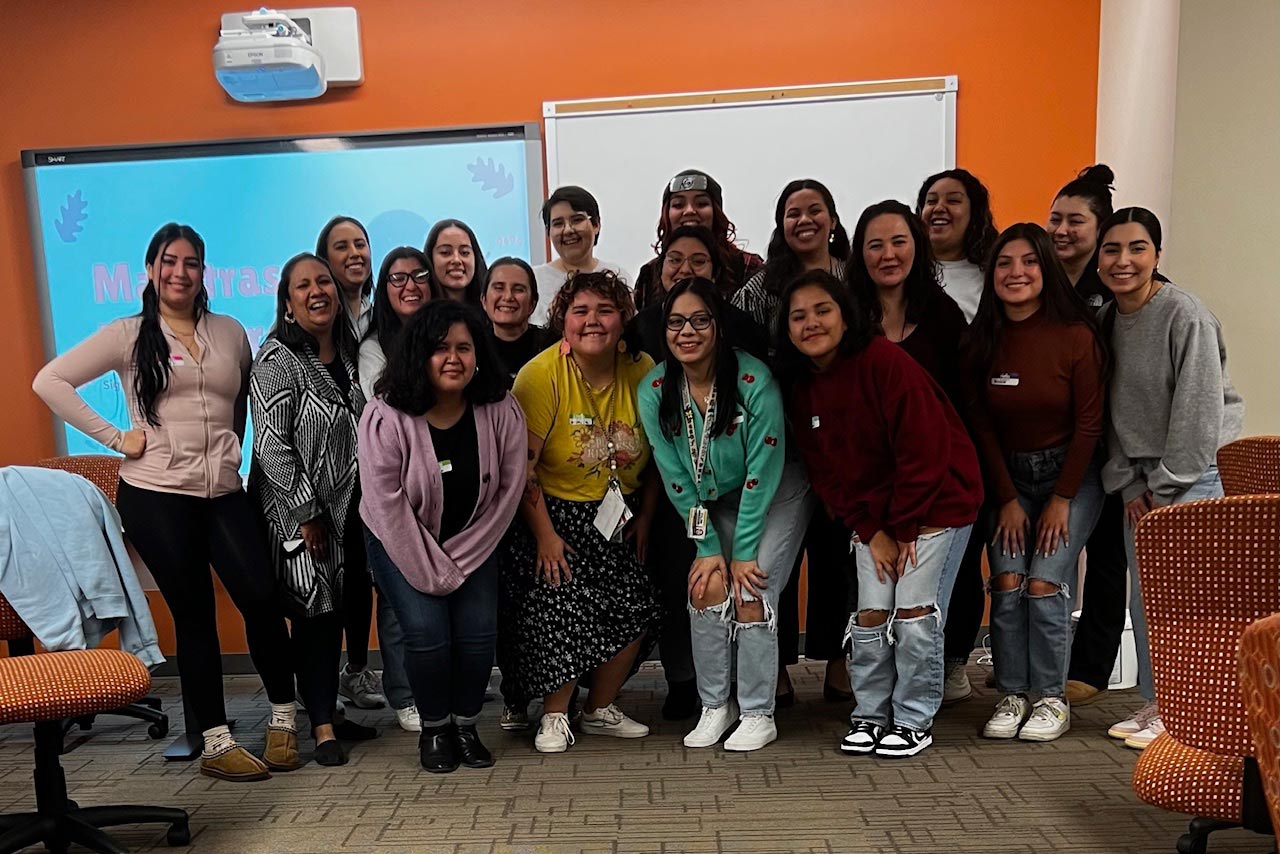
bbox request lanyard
[680,376,717,492]
[570,355,620,488]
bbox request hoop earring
[284,310,296,324]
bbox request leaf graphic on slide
[54,190,88,243]
[467,157,515,199]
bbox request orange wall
[0,1,1097,652]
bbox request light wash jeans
[690,457,813,716]
[988,447,1105,698]
[848,524,972,731]
[1126,463,1224,703]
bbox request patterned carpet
[0,660,1274,854]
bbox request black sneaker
[873,725,932,758]
[840,720,883,755]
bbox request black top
[493,325,552,378]
[631,301,770,366]
[1073,262,1113,307]
[322,357,352,404]
[895,290,967,408]
[429,405,480,542]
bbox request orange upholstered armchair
[1131,494,1279,852]
[1218,436,1280,496]
[0,593,189,852]
[1240,613,1280,847]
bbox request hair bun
[1077,163,1115,188]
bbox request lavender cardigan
[358,393,527,596]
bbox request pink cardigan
[358,392,527,596]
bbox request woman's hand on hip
[119,429,147,460]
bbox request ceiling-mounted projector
[214,6,363,103]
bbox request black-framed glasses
[387,270,430,287]
[665,312,714,332]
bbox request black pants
[646,501,695,684]
[341,501,372,672]
[292,610,344,729]
[944,525,989,663]
[115,480,294,734]
[780,506,855,665]
[1067,492,1128,689]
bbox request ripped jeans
[690,457,813,716]
[988,447,1105,698]
[849,524,972,731]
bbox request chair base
[65,698,170,743]
[1175,817,1236,854]
[0,721,188,854]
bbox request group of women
[31,162,1243,776]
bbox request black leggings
[115,480,294,734]
[292,611,344,730]
[944,526,989,663]
[342,506,372,672]
[1067,492,1128,689]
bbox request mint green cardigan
[637,351,785,561]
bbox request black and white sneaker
[840,720,883,755]
[873,725,933,758]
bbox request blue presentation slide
[30,136,534,466]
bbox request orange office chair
[1217,436,1280,497]
[1131,494,1279,853]
[1240,612,1280,847]
[0,592,189,852]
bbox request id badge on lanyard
[681,377,717,542]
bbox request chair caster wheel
[149,720,170,739]
[167,820,191,846]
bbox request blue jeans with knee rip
[848,523,972,731]
[988,447,1105,698]
[689,458,812,717]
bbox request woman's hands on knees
[994,499,1031,558]
[868,531,900,583]
[730,559,767,606]
[688,555,727,602]
[1035,495,1071,557]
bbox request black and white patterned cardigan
[248,336,365,617]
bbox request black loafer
[454,724,494,769]
[420,724,460,773]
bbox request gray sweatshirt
[1102,283,1244,505]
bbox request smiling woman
[531,186,627,327]
[425,219,489,307]
[316,215,375,337]
[481,256,553,379]
[915,169,999,323]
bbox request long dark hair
[133,223,209,427]
[652,169,745,260]
[1055,163,1116,224]
[964,223,1109,381]
[915,168,999,269]
[656,278,741,440]
[424,219,488,306]
[1096,207,1171,339]
[772,269,874,387]
[270,253,357,360]
[315,215,373,299]
[485,256,540,304]
[760,180,851,297]
[846,200,943,327]
[378,300,509,415]
[367,246,438,355]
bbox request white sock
[270,703,297,731]
[201,725,235,757]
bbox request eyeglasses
[387,270,431,287]
[663,253,711,269]
[665,313,714,332]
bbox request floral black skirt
[498,494,660,701]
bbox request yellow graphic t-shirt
[513,344,654,502]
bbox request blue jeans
[849,524,972,731]
[365,527,499,726]
[691,458,812,716]
[1126,463,1224,702]
[373,584,414,711]
[988,448,1105,698]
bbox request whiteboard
[544,77,957,283]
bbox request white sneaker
[580,704,649,738]
[983,694,1032,739]
[943,662,973,704]
[534,712,575,753]
[1018,698,1070,742]
[394,706,421,733]
[684,702,738,748]
[338,666,387,709]
[1108,702,1159,740]
[724,714,777,752]
[1124,715,1165,750]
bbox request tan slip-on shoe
[263,726,301,772]
[1065,679,1104,706]
[200,745,271,782]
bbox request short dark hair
[541,185,601,244]
[1055,164,1116,225]
[655,277,740,440]
[760,179,851,296]
[377,300,510,415]
[772,269,873,385]
[315,215,373,298]
[485,256,539,304]
[367,246,439,355]
[915,168,999,270]
[845,200,943,327]
[423,219,488,306]
[270,252,357,359]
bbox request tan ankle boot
[264,726,301,772]
[200,745,270,782]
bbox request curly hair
[915,168,999,270]
[546,269,636,334]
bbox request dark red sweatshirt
[788,336,984,544]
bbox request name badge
[593,482,633,542]
[439,460,453,473]
[991,373,1020,387]
[687,505,709,540]
[170,354,185,366]
[569,413,594,426]
[732,413,745,425]
[811,416,821,429]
